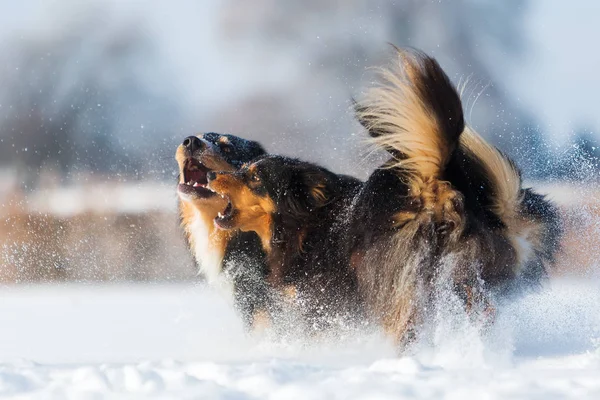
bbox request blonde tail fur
[355,49,465,180]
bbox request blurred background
[0,0,598,283]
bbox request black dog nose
[182,136,204,153]
[207,171,217,181]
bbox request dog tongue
[187,168,205,183]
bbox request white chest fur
[187,211,231,294]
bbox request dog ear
[302,169,331,208]
[279,168,332,219]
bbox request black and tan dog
[176,132,269,328]
[204,49,561,346]
[348,48,561,345]
[206,156,364,332]
[180,49,560,346]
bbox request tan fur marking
[394,176,465,238]
[207,173,275,253]
[310,183,328,205]
[392,211,418,227]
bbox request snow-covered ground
[0,280,598,399]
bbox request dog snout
[206,172,240,194]
[208,171,236,182]
[182,136,204,153]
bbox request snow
[0,280,598,399]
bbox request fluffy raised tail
[354,47,561,284]
[458,128,562,282]
[355,48,465,180]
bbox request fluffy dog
[206,156,364,332]
[349,48,561,345]
[176,132,269,328]
[181,50,560,346]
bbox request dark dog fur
[176,132,270,328]
[207,156,365,332]
[349,48,561,345]
[177,49,561,346]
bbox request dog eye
[220,144,232,153]
[251,174,261,183]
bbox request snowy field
[0,280,598,399]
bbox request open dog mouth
[178,159,216,199]
[214,200,237,229]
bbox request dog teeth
[218,212,223,218]
[193,182,200,187]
